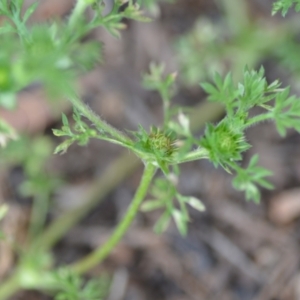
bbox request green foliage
[233,155,273,203]
[0,0,38,37]
[79,0,151,38]
[0,136,60,241]
[274,37,300,73]
[0,0,151,105]
[53,111,98,154]
[142,177,205,235]
[18,251,53,289]
[0,119,17,146]
[17,246,110,299]
[200,120,251,170]
[199,67,300,199]
[138,66,300,205]
[2,0,300,298]
[143,63,177,127]
[201,68,282,113]
[0,3,91,99]
[53,269,110,300]
[175,19,225,85]
[132,125,177,173]
[175,5,288,86]
[135,64,300,231]
[0,136,59,197]
[272,88,300,136]
[272,0,300,16]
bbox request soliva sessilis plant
[0,0,300,298]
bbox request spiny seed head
[134,126,178,161]
[147,127,177,158]
[200,120,251,167]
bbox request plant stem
[70,163,157,274]
[0,97,229,300]
[69,95,132,145]
[178,147,209,163]
[68,0,89,29]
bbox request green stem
[68,0,89,29]
[69,95,132,145]
[0,100,226,299]
[70,163,157,274]
[178,147,209,163]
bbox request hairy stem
[178,147,209,163]
[70,163,157,274]
[69,95,132,145]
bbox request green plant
[0,0,300,299]
[0,136,60,240]
[175,0,300,86]
[272,0,300,16]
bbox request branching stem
[69,95,132,145]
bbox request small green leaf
[232,155,273,203]
[61,114,69,127]
[186,196,205,212]
[271,88,300,136]
[178,112,190,135]
[141,200,164,212]
[200,82,218,96]
[54,139,73,154]
[0,118,18,147]
[10,0,22,16]
[248,154,259,168]
[52,129,66,137]
[272,0,300,16]
[154,211,171,234]
[23,2,38,23]
[0,204,8,221]
[172,209,187,236]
